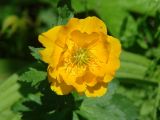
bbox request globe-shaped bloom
[39,16,121,97]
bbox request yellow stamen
[72,48,89,66]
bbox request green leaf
[137,39,148,49]
[105,79,119,99]
[73,112,79,120]
[57,5,74,25]
[78,94,138,120]
[116,51,159,86]
[57,0,74,25]
[12,100,31,112]
[29,46,42,60]
[140,100,155,116]
[27,93,42,105]
[0,74,21,120]
[12,93,42,112]
[19,68,47,86]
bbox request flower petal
[39,48,53,64]
[105,36,121,72]
[55,27,69,48]
[50,80,73,95]
[78,16,107,34]
[88,57,108,77]
[83,71,97,87]
[88,35,109,76]
[38,26,63,63]
[58,65,86,84]
[66,18,79,30]
[73,77,86,92]
[48,65,61,83]
[88,58,106,77]
[55,18,80,48]
[66,17,107,34]
[51,45,64,67]
[102,73,114,83]
[107,36,121,58]
[89,34,109,62]
[70,30,99,48]
[85,82,107,97]
[38,26,62,47]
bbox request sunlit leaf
[19,68,47,87]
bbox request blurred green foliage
[0,0,160,120]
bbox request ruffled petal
[38,26,63,63]
[70,30,99,48]
[88,35,109,76]
[89,34,109,63]
[66,17,107,34]
[39,48,53,64]
[48,68,73,95]
[83,71,97,87]
[51,45,64,67]
[105,36,121,72]
[73,77,86,92]
[55,27,69,48]
[78,16,107,34]
[55,18,80,47]
[66,18,79,30]
[107,36,121,58]
[50,80,73,95]
[38,26,62,47]
[48,65,61,83]
[85,82,107,97]
[58,65,86,85]
[88,57,108,77]
[102,73,114,83]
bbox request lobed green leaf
[19,68,47,87]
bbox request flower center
[72,48,89,66]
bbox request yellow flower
[39,16,121,97]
